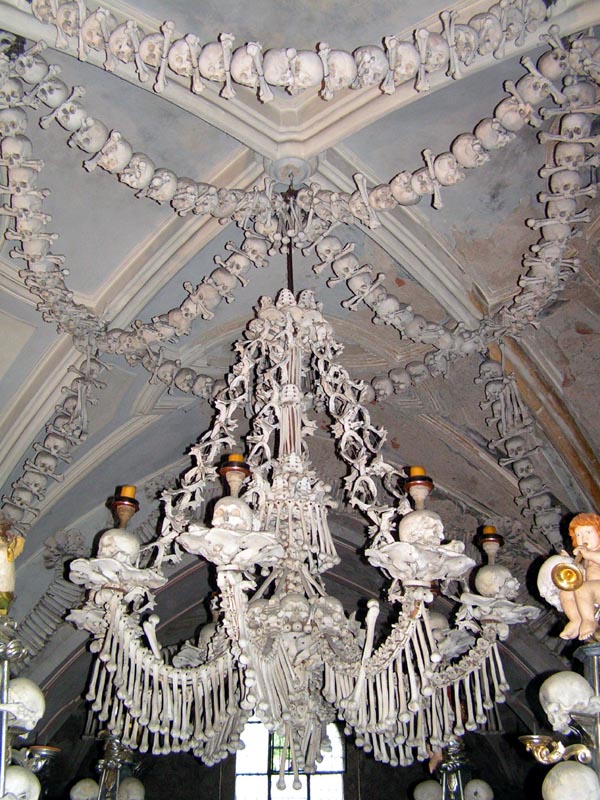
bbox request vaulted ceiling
[1,0,599,795]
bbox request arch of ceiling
[0,0,598,748]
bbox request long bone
[423,148,443,209]
[539,153,599,178]
[171,669,181,738]
[148,660,162,732]
[137,660,152,726]
[246,43,273,103]
[539,130,600,146]
[541,103,600,119]
[441,11,460,79]
[143,613,162,660]
[539,183,597,202]
[220,33,236,100]
[353,172,380,229]
[154,21,176,93]
[415,29,430,92]
[526,209,591,229]
[463,674,477,731]
[184,34,203,94]
[317,43,332,101]
[39,85,86,128]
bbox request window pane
[270,774,307,799]
[237,722,270,774]
[235,775,269,800]
[309,773,344,800]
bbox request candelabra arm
[519,735,593,765]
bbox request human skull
[546,198,576,221]
[119,153,155,190]
[0,108,28,136]
[117,777,145,800]
[57,3,82,38]
[512,458,534,479]
[469,13,503,56]
[212,497,253,530]
[474,564,518,598]
[230,47,259,88]
[241,236,269,266]
[263,48,294,87]
[369,184,397,210]
[95,132,133,173]
[474,118,515,150]
[145,168,178,204]
[434,152,465,185]
[14,53,49,85]
[156,359,180,386]
[198,42,226,81]
[191,374,215,399]
[398,509,443,544]
[560,112,593,140]
[168,38,195,77]
[80,10,118,53]
[288,50,323,94]
[540,671,599,733]
[390,171,420,205]
[411,168,434,196]
[518,475,544,497]
[371,375,394,401]
[109,23,140,64]
[542,762,600,800]
[327,49,358,92]
[537,49,569,81]
[421,32,450,73]
[21,471,48,496]
[464,779,494,800]
[405,315,427,340]
[454,24,479,65]
[424,351,448,379]
[172,177,199,215]
[388,367,411,393]
[372,293,400,324]
[173,367,196,393]
[352,45,389,88]
[97,528,140,562]
[413,781,442,800]
[56,101,87,132]
[280,593,311,633]
[70,779,100,800]
[390,41,420,83]
[549,169,582,196]
[495,97,531,132]
[0,77,24,108]
[504,435,527,460]
[1,677,45,730]
[5,766,41,800]
[475,358,503,384]
[563,81,597,110]
[451,133,490,169]
[37,77,69,108]
[515,74,552,106]
[139,33,164,68]
[68,117,109,153]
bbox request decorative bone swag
[69,290,536,785]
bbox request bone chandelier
[67,281,538,787]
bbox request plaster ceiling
[1,0,600,794]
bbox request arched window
[235,719,345,799]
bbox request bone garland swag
[68,291,537,784]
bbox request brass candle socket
[519,734,592,765]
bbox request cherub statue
[0,521,25,615]
[538,513,600,640]
[178,496,284,571]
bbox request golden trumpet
[551,552,584,592]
